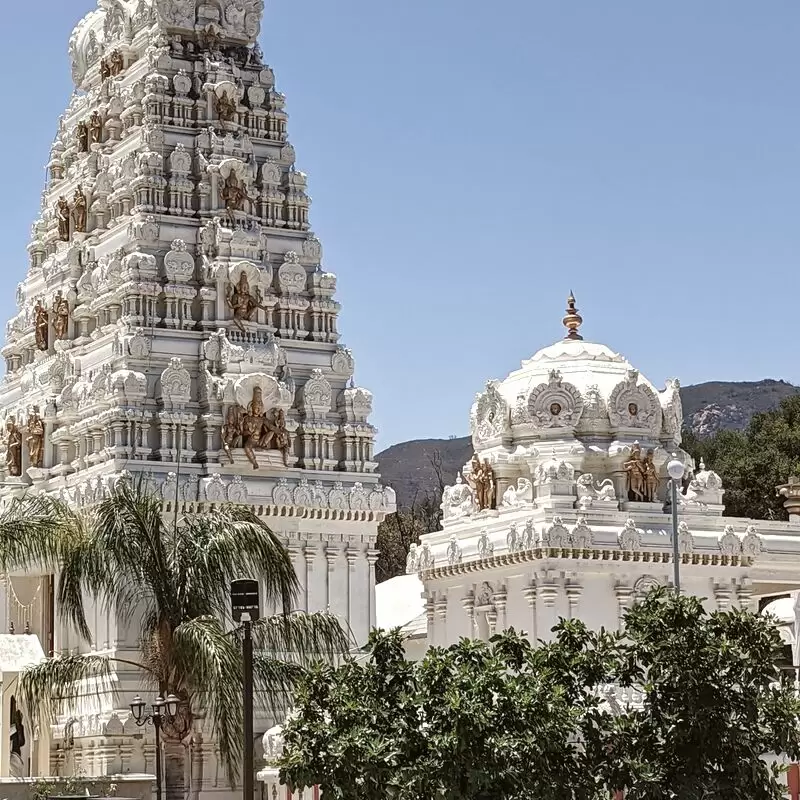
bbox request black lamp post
[130,693,180,800]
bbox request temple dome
[470,296,683,452]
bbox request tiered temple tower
[0,0,394,781]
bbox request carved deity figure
[89,111,103,145]
[216,91,238,123]
[26,407,45,470]
[221,173,246,217]
[624,443,645,502]
[52,291,70,340]
[261,408,290,466]
[34,301,49,351]
[643,449,659,503]
[77,121,90,153]
[100,57,111,80]
[109,50,125,76]
[467,454,497,511]
[56,197,71,241]
[226,272,263,331]
[4,417,22,477]
[221,404,244,464]
[242,387,267,469]
[72,186,87,233]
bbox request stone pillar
[614,583,635,630]
[522,584,537,643]
[566,583,582,620]
[492,589,508,632]
[536,575,559,641]
[435,597,447,647]
[461,595,475,639]
[345,547,358,629]
[713,581,733,611]
[366,549,379,631]
[778,477,800,522]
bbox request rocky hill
[377,379,799,508]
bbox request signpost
[231,579,260,800]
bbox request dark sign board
[231,579,260,622]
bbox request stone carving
[272,478,293,506]
[441,475,476,521]
[34,301,49,352]
[77,121,89,153]
[227,475,248,503]
[164,239,195,282]
[56,197,71,241]
[633,575,661,597]
[418,542,434,571]
[576,473,616,509]
[608,369,662,433]
[277,252,306,295]
[405,544,418,574]
[222,172,247,218]
[72,186,87,234]
[128,328,152,358]
[526,370,584,429]
[536,456,575,485]
[51,292,69,341]
[26,407,45,469]
[477,529,494,560]
[624,443,658,503]
[506,523,521,554]
[741,525,763,557]
[470,380,509,444]
[618,519,641,552]
[571,517,592,549]
[501,477,533,507]
[677,521,694,555]
[576,384,609,432]
[4,417,22,477]
[226,271,264,331]
[466,455,496,511]
[661,378,683,442]
[157,0,196,27]
[542,517,569,548]
[204,474,226,502]
[89,111,103,146]
[222,387,290,468]
[681,460,723,510]
[331,347,355,376]
[301,370,332,415]
[446,535,462,566]
[160,358,192,405]
[718,525,741,556]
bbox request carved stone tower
[0,0,394,778]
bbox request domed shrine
[383,296,800,660]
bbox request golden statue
[34,301,49,352]
[89,111,103,146]
[100,57,111,80]
[467,454,496,511]
[216,91,237,123]
[260,408,290,467]
[26,407,45,470]
[221,173,246,217]
[221,404,244,464]
[222,388,291,469]
[4,417,22,477]
[624,443,645,502]
[109,50,125,76]
[72,186,87,233]
[226,272,264,331]
[56,197,71,241]
[77,121,90,153]
[643,449,659,503]
[52,291,70,340]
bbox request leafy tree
[683,395,800,520]
[0,483,348,800]
[279,590,800,800]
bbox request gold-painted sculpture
[72,186,87,233]
[226,272,265,331]
[56,196,71,241]
[216,90,237,123]
[26,407,44,470]
[109,50,124,76]
[625,444,659,502]
[222,173,246,217]
[222,387,290,469]
[89,111,103,146]
[34,301,49,352]
[52,291,70,340]
[467,454,497,511]
[77,121,90,153]
[4,417,22,477]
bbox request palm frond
[251,653,304,720]
[20,655,114,728]
[0,493,75,571]
[171,616,244,786]
[249,611,351,663]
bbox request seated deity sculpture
[441,474,476,521]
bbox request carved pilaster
[492,589,508,632]
[713,580,733,611]
[461,595,475,639]
[522,584,537,642]
[614,583,635,629]
[565,583,583,619]
[367,548,379,630]
[737,579,754,611]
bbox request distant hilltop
[377,379,800,509]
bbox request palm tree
[0,481,348,800]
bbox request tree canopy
[279,590,800,800]
[683,395,800,520]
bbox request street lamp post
[667,457,685,594]
[130,693,180,800]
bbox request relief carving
[222,386,290,469]
[466,454,496,511]
[4,417,22,477]
[624,443,659,503]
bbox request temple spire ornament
[562,291,583,341]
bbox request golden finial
[562,291,583,341]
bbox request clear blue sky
[2,1,798,449]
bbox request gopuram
[0,0,394,782]
[378,297,800,666]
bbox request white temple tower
[0,0,394,781]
